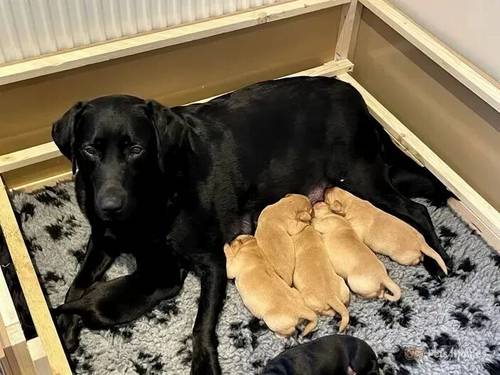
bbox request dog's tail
[381,276,401,302]
[420,243,448,275]
[299,307,318,336]
[327,296,349,332]
[372,116,453,206]
[54,300,81,314]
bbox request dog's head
[52,96,190,223]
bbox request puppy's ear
[287,212,310,235]
[330,200,345,216]
[297,211,312,223]
[146,100,191,172]
[223,243,234,259]
[52,102,86,173]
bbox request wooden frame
[0,253,49,375]
[0,0,498,373]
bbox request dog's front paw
[55,312,82,353]
[191,339,221,375]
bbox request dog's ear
[146,100,191,172]
[52,102,86,173]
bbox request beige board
[352,9,500,210]
[1,7,341,189]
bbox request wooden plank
[358,0,500,112]
[0,59,354,177]
[0,267,36,375]
[27,338,52,375]
[448,198,500,252]
[10,172,73,194]
[0,178,71,375]
[0,0,349,86]
[2,324,35,375]
[0,343,13,375]
[334,0,362,60]
[337,73,500,244]
[0,143,60,174]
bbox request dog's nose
[100,196,124,213]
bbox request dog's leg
[190,254,227,375]
[55,265,186,328]
[57,234,115,352]
[340,162,451,280]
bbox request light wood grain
[0,178,71,375]
[0,59,354,177]
[337,72,500,244]
[27,338,52,375]
[0,0,349,86]
[335,0,362,60]
[0,343,13,375]
[358,0,500,112]
[0,143,60,174]
[448,198,500,252]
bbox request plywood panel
[0,7,340,156]
[352,9,500,210]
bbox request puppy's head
[224,235,254,278]
[283,194,312,235]
[52,96,189,223]
[312,201,331,218]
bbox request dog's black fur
[262,334,379,375]
[52,76,450,374]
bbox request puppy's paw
[55,312,82,353]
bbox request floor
[11,182,500,374]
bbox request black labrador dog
[52,76,450,374]
[262,335,379,374]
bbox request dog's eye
[82,146,98,157]
[129,145,144,156]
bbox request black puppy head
[52,95,187,223]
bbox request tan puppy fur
[255,194,313,286]
[292,225,350,332]
[224,235,318,336]
[312,202,401,301]
[324,187,448,274]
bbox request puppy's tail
[420,243,448,275]
[381,276,401,302]
[299,307,318,336]
[327,296,349,332]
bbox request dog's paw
[55,312,82,353]
[423,256,449,282]
[191,340,221,375]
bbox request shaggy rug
[10,182,500,375]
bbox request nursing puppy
[292,225,350,331]
[225,235,317,336]
[255,194,313,286]
[262,334,379,375]
[325,187,447,274]
[312,202,401,301]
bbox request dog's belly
[306,181,330,204]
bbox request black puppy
[52,76,450,374]
[262,335,379,375]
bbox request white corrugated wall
[0,0,281,64]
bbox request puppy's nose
[100,196,123,213]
